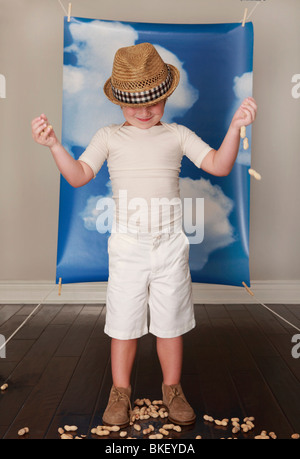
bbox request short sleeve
[177,124,213,169]
[78,126,110,177]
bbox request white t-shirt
[79,122,212,233]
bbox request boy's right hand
[31,114,58,148]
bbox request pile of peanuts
[1,382,298,439]
[87,398,182,440]
[202,413,300,440]
[203,414,255,438]
[56,402,300,440]
[57,398,183,440]
[131,398,169,421]
[58,425,85,440]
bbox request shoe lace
[168,385,186,406]
[111,387,132,412]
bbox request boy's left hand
[231,97,257,130]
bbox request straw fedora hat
[103,42,180,107]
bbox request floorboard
[0,303,299,439]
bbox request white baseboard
[0,280,299,304]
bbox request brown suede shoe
[102,385,131,427]
[162,382,196,425]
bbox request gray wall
[0,0,299,282]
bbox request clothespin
[242,8,248,27]
[242,281,254,296]
[58,277,62,296]
[67,2,72,22]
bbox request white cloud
[180,177,235,268]
[233,72,253,100]
[153,45,199,121]
[79,182,115,235]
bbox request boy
[32,42,257,427]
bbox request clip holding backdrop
[56,18,254,287]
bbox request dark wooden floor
[0,303,299,439]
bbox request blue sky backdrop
[56,18,254,286]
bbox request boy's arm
[201,97,257,176]
[31,114,94,187]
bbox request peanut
[240,126,246,139]
[243,137,249,150]
[120,431,127,437]
[40,125,52,136]
[291,433,300,439]
[91,427,110,436]
[18,427,29,436]
[241,423,249,433]
[214,419,222,426]
[203,414,214,422]
[64,425,78,432]
[1,383,8,391]
[173,425,181,432]
[163,424,175,430]
[159,428,169,436]
[248,168,261,180]
[107,425,120,432]
[159,408,168,418]
[96,429,110,436]
[232,425,240,434]
[149,433,163,439]
[133,423,141,431]
[195,435,202,439]
[134,398,144,406]
[60,433,73,439]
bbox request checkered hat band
[111,66,172,104]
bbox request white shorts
[105,230,195,340]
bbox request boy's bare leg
[102,338,137,426]
[111,338,137,387]
[157,335,196,425]
[156,336,183,385]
